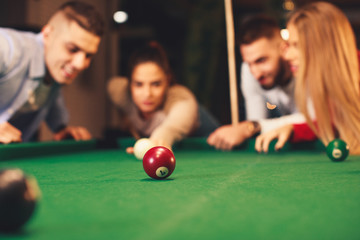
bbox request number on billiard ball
[143,146,176,180]
[326,139,349,162]
[0,169,40,232]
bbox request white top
[240,62,305,133]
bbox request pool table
[0,138,359,240]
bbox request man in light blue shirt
[0,1,104,143]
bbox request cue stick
[224,0,239,125]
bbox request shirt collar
[29,32,46,80]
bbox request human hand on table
[207,122,255,150]
[53,126,92,141]
[0,122,22,144]
[255,124,293,153]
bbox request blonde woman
[255,2,360,154]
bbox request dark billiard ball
[0,169,40,232]
[326,139,349,162]
[143,146,176,179]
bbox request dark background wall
[0,0,27,28]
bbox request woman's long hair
[289,2,360,153]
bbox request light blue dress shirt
[0,28,68,141]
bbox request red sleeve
[290,123,318,143]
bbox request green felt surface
[0,139,359,240]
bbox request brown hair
[238,14,281,45]
[289,2,360,153]
[59,1,104,36]
[127,41,174,85]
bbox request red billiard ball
[143,146,176,180]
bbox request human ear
[41,25,52,40]
[279,41,288,58]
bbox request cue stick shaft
[224,0,239,125]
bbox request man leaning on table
[0,1,104,144]
[208,14,305,150]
